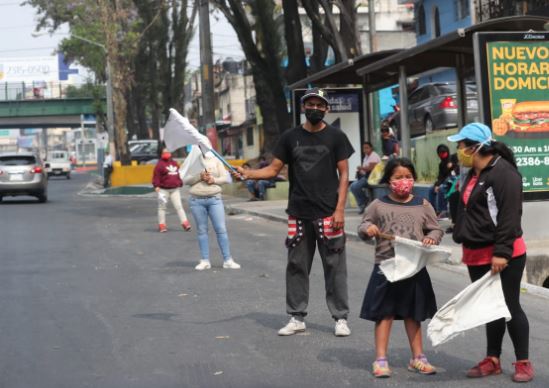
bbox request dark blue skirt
[360,264,437,322]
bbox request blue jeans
[428,184,448,213]
[189,196,232,262]
[245,179,274,199]
[350,176,369,208]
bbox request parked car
[389,82,479,138]
[46,150,71,179]
[0,152,49,202]
[129,140,159,164]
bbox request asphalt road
[1,173,548,388]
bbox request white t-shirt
[103,155,113,168]
[362,151,381,168]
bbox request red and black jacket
[452,156,523,260]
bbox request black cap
[300,87,329,106]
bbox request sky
[0,1,243,77]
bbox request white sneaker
[278,317,306,336]
[335,319,351,337]
[223,259,241,269]
[195,260,211,271]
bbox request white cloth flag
[179,144,205,179]
[428,271,511,347]
[163,108,212,153]
[379,236,452,282]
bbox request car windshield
[0,156,36,166]
[51,152,68,160]
[130,143,157,154]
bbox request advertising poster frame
[292,88,365,179]
[474,31,549,201]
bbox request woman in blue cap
[447,122,534,383]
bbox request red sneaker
[182,220,192,231]
[466,357,501,378]
[159,224,167,233]
[512,361,534,383]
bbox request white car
[47,150,72,179]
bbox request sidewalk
[224,196,549,298]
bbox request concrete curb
[225,203,549,300]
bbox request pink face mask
[390,178,414,197]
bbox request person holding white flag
[447,123,534,383]
[183,150,240,271]
[358,157,443,378]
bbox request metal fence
[0,81,104,101]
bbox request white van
[47,150,72,179]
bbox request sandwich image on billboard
[493,100,549,138]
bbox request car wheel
[37,193,48,203]
[66,173,71,180]
[425,115,434,134]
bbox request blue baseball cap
[447,122,493,144]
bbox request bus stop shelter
[355,15,549,157]
[288,49,402,143]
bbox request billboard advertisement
[293,88,364,177]
[475,32,549,201]
[0,53,79,83]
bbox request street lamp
[70,35,115,159]
[32,32,115,159]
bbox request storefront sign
[475,32,549,200]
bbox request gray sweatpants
[286,218,349,321]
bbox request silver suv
[0,152,49,203]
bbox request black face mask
[305,109,325,125]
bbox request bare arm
[236,158,284,180]
[332,158,349,229]
[393,142,400,157]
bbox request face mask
[390,178,414,197]
[305,109,325,125]
[457,144,481,168]
[438,151,449,159]
[161,152,171,160]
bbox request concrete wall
[111,164,154,187]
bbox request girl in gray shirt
[358,158,442,379]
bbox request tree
[26,0,197,163]
[211,1,362,152]
[212,0,291,152]
[281,0,307,85]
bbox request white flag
[379,236,452,282]
[179,144,206,179]
[427,272,511,347]
[163,108,211,153]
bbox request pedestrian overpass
[0,98,105,129]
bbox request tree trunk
[213,0,290,152]
[338,0,362,57]
[310,16,329,74]
[282,0,307,85]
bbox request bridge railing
[0,81,105,101]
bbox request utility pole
[199,0,217,149]
[368,0,377,53]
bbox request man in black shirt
[236,88,354,337]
